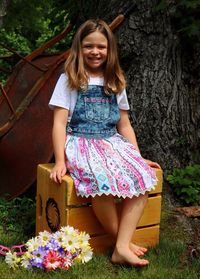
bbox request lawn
[0,194,200,279]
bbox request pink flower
[60,254,72,270]
[43,251,62,271]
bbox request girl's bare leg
[92,194,148,258]
[91,195,118,239]
[111,194,149,266]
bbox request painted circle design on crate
[45,198,61,232]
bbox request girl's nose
[91,47,99,54]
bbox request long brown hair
[64,19,126,93]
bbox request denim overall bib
[66,85,120,139]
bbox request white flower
[38,230,51,246]
[53,230,65,245]
[62,234,80,251]
[60,226,76,236]
[26,237,40,252]
[5,251,20,269]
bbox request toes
[130,244,147,256]
[139,260,149,266]
[132,258,149,267]
[111,247,149,267]
[134,250,144,256]
[140,247,148,253]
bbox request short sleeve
[48,73,71,110]
[117,89,130,110]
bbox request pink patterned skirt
[65,133,157,198]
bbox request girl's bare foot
[129,243,148,256]
[111,246,149,267]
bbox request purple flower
[45,239,60,251]
[30,246,47,269]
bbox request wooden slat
[36,168,47,234]
[150,168,163,194]
[36,164,68,234]
[37,164,163,205]
[65,195,161,235]
[117,195,162,227]
[90,225,160,253]
[66,206,105,235]
[132,225,160,247]
[89,234,114,253]
[138,196,161,227]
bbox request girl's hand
[50,163,67,184]
[144,159,161,169]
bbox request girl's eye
[83,45,92,48]
[82,45,107,49]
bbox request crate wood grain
[36,164,163,253]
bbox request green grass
[0,237,200,279]
[0,195,200,279]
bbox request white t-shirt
[49,73,130,121]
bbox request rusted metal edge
[0,84,16,115]
[0,50,70,137]
[1,23,73,97]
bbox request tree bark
[93,0,200,171]
[0,0,10,26]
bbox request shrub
[166,164,200,205]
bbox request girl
[49,19,160,267]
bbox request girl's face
[81,31,108,76]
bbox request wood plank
[38,164,163,205]
[39,163,90,205]
[138,196,161,227]
[66,195,161,235]
[89,234,114,253]
[132,225,160,247]
[90,225,160,253]
[36,165,47,234]
[66,206,105,235]
[36,164,68,234]
[114,196,161,229]
[150,168,163,194]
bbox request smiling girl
[49,19,160,267]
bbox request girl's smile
[81,31,108,76]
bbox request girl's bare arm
[50,107,69,183]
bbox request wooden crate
[36,164,163,253]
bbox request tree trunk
[91,0,200,171]
[0,0,10,26]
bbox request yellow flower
[78,232,90,248]
[20,252,32,268]
[79,245,93,263]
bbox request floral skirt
[65,133,157,198]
